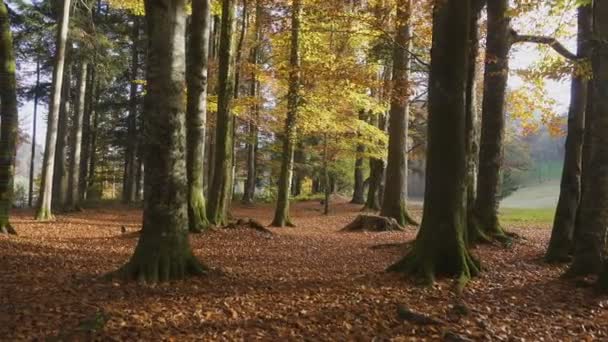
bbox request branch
[511,31,584,61]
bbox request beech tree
[36,0,72,220]
[0,0,18,235]
[123,17,140,204]
[111,0,207,282]
[186,0,212,232]
[388,0,479,287]
[271,0,301,227]
[67,62,87,210]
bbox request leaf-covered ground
[1,200,607,340]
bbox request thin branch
[511,31,584,61]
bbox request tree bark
[111,0,207,283]
[67,62,87,210]
[380,0,416,227]
[469,0,511,244]
[123,17,140,204]
[388,0,478,288]
[270,0,301,227]
[186,0,211,232]
[364,111,385,211]
[351,110,366,205]
[545,5,591,263]
[207,0,237,226]
[323,134,330,215]
[52,61,71,210]
[570,1,608,279]
[86,79,100,199]
[36,0,72,220]
[28,59,40,208]
[0,0,19,234]
[79,65,94,201]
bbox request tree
[388,0,479,287]
[67,62,87,210]
[186,0,211,232]
[207,0,237,227]
[36,0,72,220]
[570,0,608,280]
[270,0,301,227]
[111,0,207,283]
[0,0,19,234]
[52,61,71,209]
[123,17,140,204]
[28,59,41,208]
[545,4,591,263]
[350,111,366,205]
[380,0,416,227]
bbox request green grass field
[499,207,555,226]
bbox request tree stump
[226,218,274,235]
[341,215,404,232]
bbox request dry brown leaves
[0,201,607,341]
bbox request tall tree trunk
[388,0,478,287]
[465,0,484,242]
[0,0,19,234]
[123,17,140,204]
[86,80,100,199]
[67,62,87,210]
[380,0,416,227]
[79,65,94,200]
[571,0,608,280]
[469,0,511,244]
[545,5,591,263]
[36,0,72,220]
[111,0,207,283]
[28,59,41,208]
[52,61,71,209]
[241,0,261,205]
[186,0,211,232]
[323,134,330,215]
[207,0,237,226]
[350,110,366,204]
[270,0,301,227]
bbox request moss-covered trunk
[123,17,140,205]
[570,0,608,279]
[271,0,301,227]
[469,0,511,244]
[364,111,386,211]
[0,0,19,234]
[545,5,591,263]
[186,0,212,232]
[380,0,416,227]
[52,61,71,210]
[36,0,72,220]
[67,62,87,210]
[112,0,207,283]
[207,0,237,227]
[388,0,478,287]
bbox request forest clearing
[2,200,607,340]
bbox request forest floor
[1,199,607,341]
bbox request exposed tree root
[35,208,55,221]
[0,223,16,235]
[107,253,208,284]
[387,244,480,291]
[369,241,412,250]
[342,215,404,232]
[467,215,513,247]
[269,218,295,228]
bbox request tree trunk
[270,0,301,227]
[67,62,87,210]
[570,1,608,279]
[0,0,19,234]
[52,61,71,210]
[86,80,100,200]
[186,0,211,232]
[241,0,262,205]
[79,65,94,201]
[36,0,72,220]
[465,0,483,242]
[207,0,237,226]
[388,0,478,287]
[545,5,591,263]
[364,111,386,211]
[123,17,140,204]
[351,110,366,204]
[380,0,416,227]
[323,134,330,215]
[28,59,40,208]
[469,0,511,244]
[111,0,207,283]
